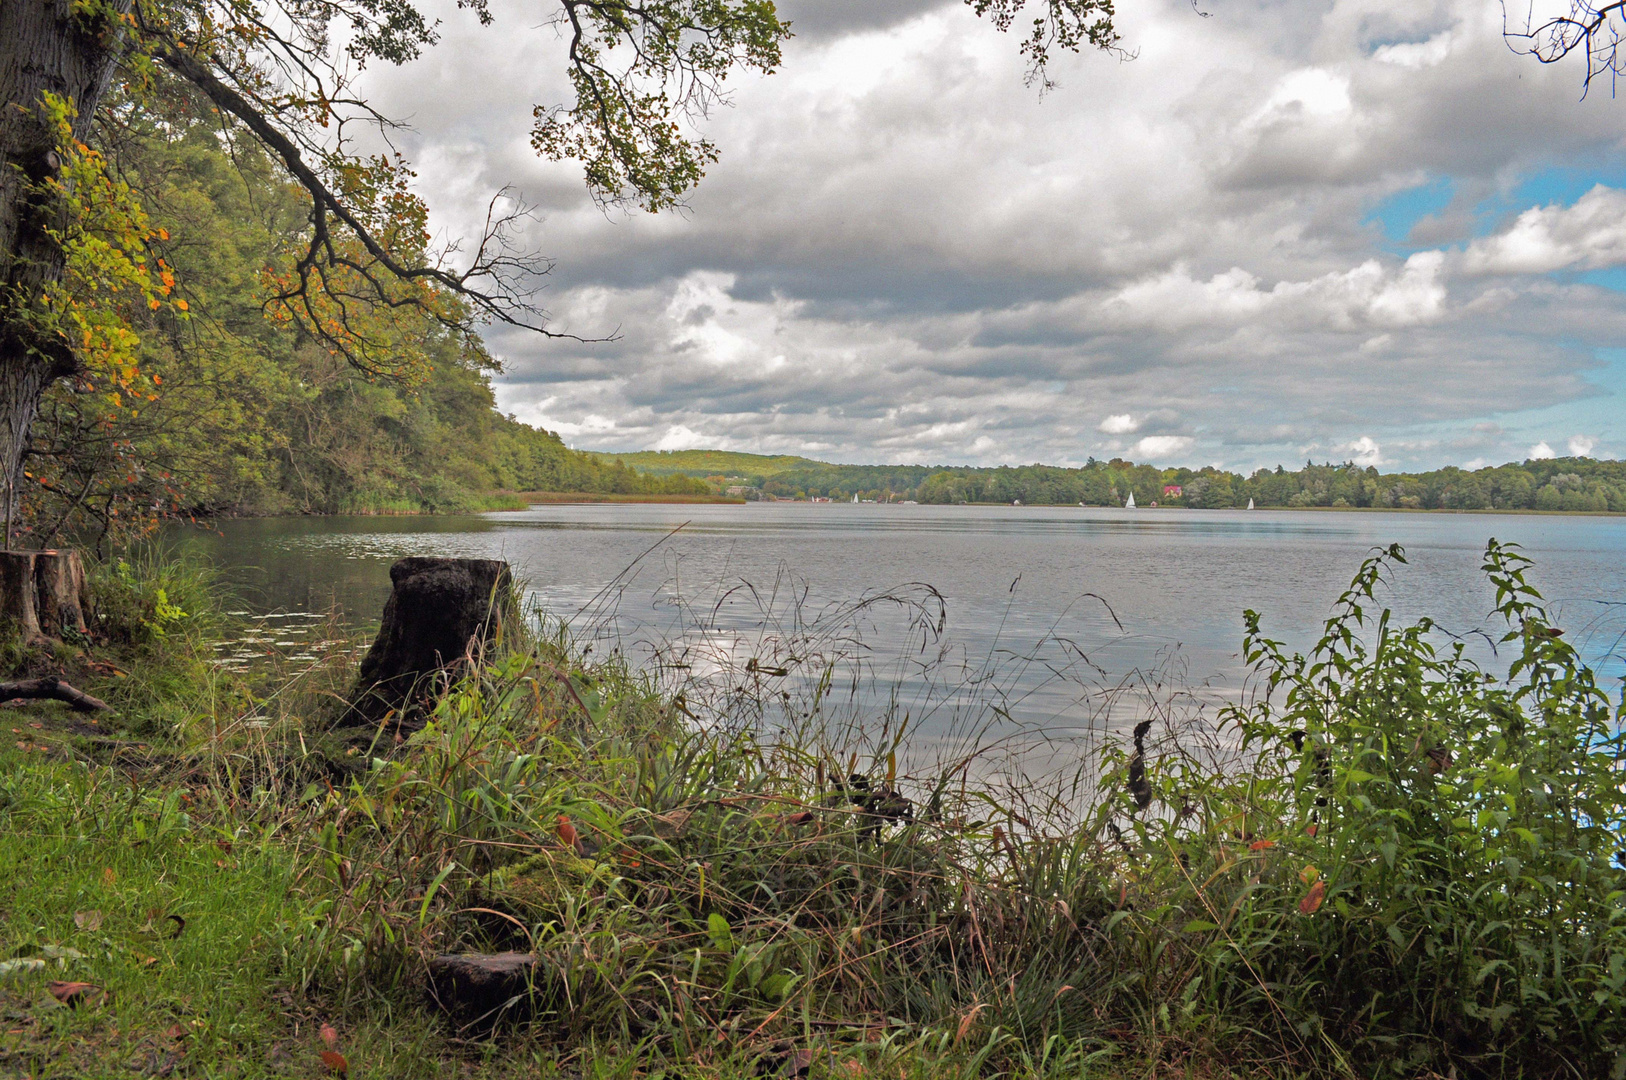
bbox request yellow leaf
[174,299,189,311]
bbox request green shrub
[1109,541,1626,1076]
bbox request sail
[1125,490,1136,509]
[1247,498,1254,510]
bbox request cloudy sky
[355,0,1626,472]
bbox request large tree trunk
[0,0,129,540]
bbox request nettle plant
[1123,541,1626,1075]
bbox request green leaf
[707,912,732,951]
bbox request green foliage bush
[1102,541,1626,1076]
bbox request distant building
[1163,484,1183,498]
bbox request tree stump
[0,549,89,641]
[339,556,513,728]
[426,952,539,1028]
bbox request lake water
[176,505,1626,749]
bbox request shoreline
[514,491,747,505]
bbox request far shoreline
[515,491,747,505]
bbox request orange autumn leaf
[320,1049,349,1074]
[320,1023,339,1050]
[1299,879,1327,915]
[1248,840,1275,851]
[557,815,580,852]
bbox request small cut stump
[339,556,513,728]
[427,952,538,1028]
[0,549,89,642]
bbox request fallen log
[0,676,110,712]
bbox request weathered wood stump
[426,951,538,1028]
[0,549,89,641]
[339,556,513,727]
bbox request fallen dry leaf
[165,914,186,938]
[47,980,101,1007]
[319,1049,349,1075]
[102,868,117,886]
[320,1023,339,1050]
[1299,879,1327,915]
[74,909,103,932]
[164,1023,188,1041]
[781,1048,816,1077]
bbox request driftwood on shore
[339,556,513,728]
[0,676,109,711]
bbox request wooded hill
[17,86,701,547]
[600,449,1626,512]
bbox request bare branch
[1505,1,1626,97]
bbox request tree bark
[0,548,90,640]
[0,0,130,539]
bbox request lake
[176,504,1626,751]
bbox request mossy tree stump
[340,556,514,729]
[0,549,89,642]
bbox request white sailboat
[1125,490,1136,509]
[1247,497,1255,510]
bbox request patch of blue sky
[1367,163,1626,257]
[1491,164,1626,222]
[1572,267,1626,291]
[1364,176,1454,252]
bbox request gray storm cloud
[354,0,1626,470]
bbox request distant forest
[603,450,1626,513]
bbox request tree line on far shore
[679,456,1626,512]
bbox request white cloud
[1134,435,1196,459]
[1462,186,1626,276]
[1568,434,1597,457]
[1339,436,1384,467]
[348,0,1626,471]
[1372,33,1454,70]
[1102,251,1447,332]
[1529,441,1556,460]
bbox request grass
[2,543,1623,1078]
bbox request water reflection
[171,504,1626,736]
